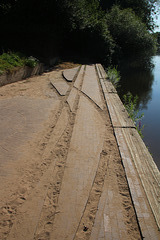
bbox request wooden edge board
[95,64,103,79]
[121,128,160,229]
[114,128,160,239]
[103,92,135,128]
[74,65,85,90]
[97,63,160,237]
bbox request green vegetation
[24,56,39,68]
[107,66,120,88]
[106,6,157,60]
[154,32,160,53]
[0,52,38,75]
[107,67,144,138]
[0,0,159,65]
[123,92,144,137]
[99,0,158,31]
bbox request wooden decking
[0,64,159,240]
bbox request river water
[118,55,160,170]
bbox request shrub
[107,66,120,88]
[106,6,157,59]
[123,92,144,137]
[24,56,38,68]
[0,52,38,74]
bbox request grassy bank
[0,52,38,75]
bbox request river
[118,55,160,170]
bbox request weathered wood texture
[2,64,160,240]
[7,107,69,240]
[98,63,160,237]
[50,95,105,240]
[74,65,85,89]
[50,79,69,96]
[82,65,104,109]
[90,161,128,240]
[67,65,85,111]
[114,128,160,240]
[96,64,117,93]
[62,66,79,82]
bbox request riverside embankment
[0,64,159,240]
[118,55,160,170]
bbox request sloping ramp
[50,95,105,240]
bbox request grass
[106,66,144,138]
[0,52,38,75]
[107,66,120,88]
[123,92,144,137]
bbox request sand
[0,64,142,240]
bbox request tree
[106,6,157,60]
[0,0,18,19]
[99,0,159,31]
[0,0,157,64]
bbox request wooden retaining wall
[96,64,160,239]
[0,63,44,87]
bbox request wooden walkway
[96,64,160,240]
[1,64,160,240]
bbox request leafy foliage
[24,56,38,68]
[99,0,159,30]
[106,6,157,59]
[107,66,120,88]
[0,0,17,19]
[123,92,144,137]
[0,52,38,74]
[0,0,158,64]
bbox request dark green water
[118,55,160,170]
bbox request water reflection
[118,62,154,109]
[115,56,160,170]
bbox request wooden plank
[67,87,78,112]
[74,65,85,90]
[50,95,105,240]
[104,92,135,128]
[96,64,108,80]
[7,107,69,240]
[99,78,108,94]
[50,79,69,96]
[90,166,128,240]
[98,64,134,127]
[120,128,160,229]
[98,64,108,79]
[95,64,103,79]
[63,66,79,82]
[104,80,117,93]
[67,65,85,111]
[82,65,104,110]
[114,128,160,239]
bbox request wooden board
[50,79,69,96]
[67,87,78,112]
[82,65,103,110]
[74,65,85,89]
[104,92,135,128]
[114,127,160,239]
[50,95,105,240]
[63,67,79,82]
[7,107,69,240]
[90,165,128,240]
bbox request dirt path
[0,64,158,240]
